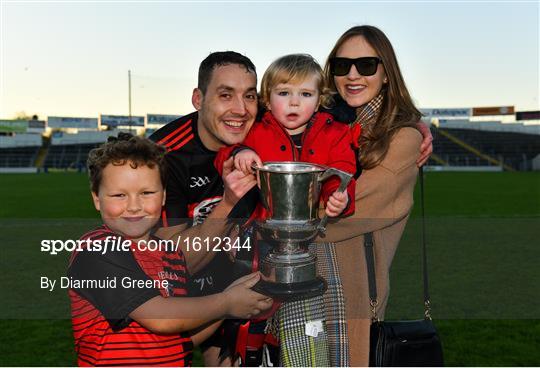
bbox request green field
[0,171,539,366]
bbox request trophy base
[252,277,327,302]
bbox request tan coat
[319,127,422,365]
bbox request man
[151,51,434,366]
[150,51,259,366]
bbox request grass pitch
[0,171,539,366]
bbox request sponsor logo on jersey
[188,196,222,224]
[158,270,179,281]
[192,276,214,291]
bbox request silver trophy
[252,162,352,301]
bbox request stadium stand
[427,125,540,171]
[0,134,42,168]
[438,119,540,135]
[0,146,40,167]
[0,133,42,148]
[441,128,539,171]
[429,127,492,167]
[42,131,119,169]
[1,116,538,172]
[43,143,101,169]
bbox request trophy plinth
[251,162,352,301]
[254,248,326,301]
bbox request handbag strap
[419,167,432,319]
[364,167,432,321]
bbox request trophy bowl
[251,162,352,301]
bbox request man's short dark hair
[198,51,257,95]
[87,132,166,193]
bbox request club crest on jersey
[188,196,222,224]
[190,176,211,188]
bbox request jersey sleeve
[68,248,161,331]
[214,122,263,177]
[214,145,239,177]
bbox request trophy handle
[317,168,353,233]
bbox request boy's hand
[325,190,349,217]
[221,157,257,207]
[234,149,263,175]
[223,272,273,319]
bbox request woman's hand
[416,122,433,167]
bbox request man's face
[193,64,258,151]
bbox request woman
[319,25,425,366]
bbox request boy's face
[91,162,165,243]
[193,63,258,151]
[267,74,320,135]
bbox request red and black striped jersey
[150,112,224,227]
[68,226,193,366]
[149,112,234,297]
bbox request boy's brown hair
[260,53,332,109]
[87,132,167,193]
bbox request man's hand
[325,190,349,217]
[234,149,262,175]
[221,157,257,208]
[223,272,273,319]
[416,121,433,167]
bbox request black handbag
[365,168,444,367]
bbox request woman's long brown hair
[324,25,421,169]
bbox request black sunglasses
[329,57,382,77]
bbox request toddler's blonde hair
[260,54,332,109]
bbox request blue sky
[1,1,538,119]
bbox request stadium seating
[428,127,493,167]
[428,126,540,171]
[38,131,120,169]
[0,134,42,167]
[0,146,40,167]
[43,143,101,169]
[440,128,539,171]
[1,122,539,171]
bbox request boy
[68,133,272,366]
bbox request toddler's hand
[234,149,263,175]
[325,190,349,217]
[221,158,257,207]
